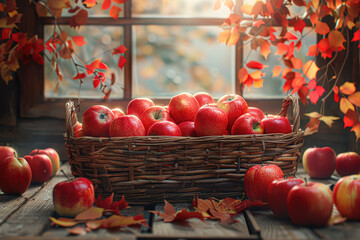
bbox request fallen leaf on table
[68,226,90,235]
[75,207,104,221]
[50,217,78,227]
[95,193,129,214]
[328,214,347,226]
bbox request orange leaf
[290,57,303,69]
[85,220,104,230]
[83,0,97,8]
[253,19,265,28]
[328,30,346,50]
[334,85,340,102]
[224,0,234,10]
[304,117,321,136]
[307,45,319,56]
[275,42,288,55]
[112,0,128,3]
[246,61,268,69]
[49,217,78,227]
[303,60,319,80]
[72,36,87,47]
[240,3,253,15]
[218,30,231,45]
[101,0,111,10]
[151,200,205,223]
[249,70,264,79]
[75,207,104,221]
[238,67,248,84]
[257,38,271,60]
[343,109,359,128]
[36,2,48,17]
[340,82,356,95]
[307,80,317,90]
[348,92,360,107]
[69,9,88,29]
[272,66,282,77]
[72,72,86,80]
[285,32,298,40]
[254,79,264,88]
[228,27,240,46]
[68,226,89,235]
[298,86,309,105]
[315,22,330,35]
[340,98,355,114]
[112,45,127,55]
[351,123,360,141]
[100,215,149,228]
[328,214,347,226]
[47,0,71,18]
[109,6,122,20]
[309,12,319,26]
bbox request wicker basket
[65,95,304,205]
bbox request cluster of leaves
[50,193,148,236]
[151,196,266,224]
[216,0,360,140]
[1,0,128,99]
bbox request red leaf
[293,0,306,6]
[292,17,306,33]
[238,67,248,85]
[298,86,309,105]
[284,32,297,40]
[70,9,88,28]
[307,80,317,90]
[93,79,100,88]
[246,61,268,69]
[32,51,44,65]
[101,0,111,10]
[307,45,319,56]
[112,0,128,3]
[2,28,11,40]
[275,42,288,55]
[334,85,340,103]
[72,72,86,80]
[352,29,360,43]
[118,55,127,69]
[253,19,265,28]
[95,193,114,209]
[95,194,129,214]
[315,85,325,96]
[315,22,330,35]
[343,109,359,128]
[295,40,302,51]
[112,45,127,55]
[72,36,87,47]
[232,199,267,213]
[309,90,320,104]
[109,6,122,20]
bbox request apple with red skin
[248,107,265,120]
[287,182,333,226]
[336,152,360,176]
[194,92,215,107]
[82,105,115,137]
[231,113,264,135]
[30,148,60,176]
[333,174,360,220]
[267,177,304,218]
[74,127,85,138]
[147,121,182,136]
[194,106,228,136]
[169,92,200,124]
[24,154,52,183]
[126,98,154,119]
[244,164,284,202]
[140,106,173,131]
[112,108,125,118]
[109,115,146,137]
[178,121,197,137]
[217,94,249,132]
[0,156,32,195]
[302,147,336,179]
[261,116,292,134]
[72,121,82,133]
[53,177,95,217]
[0,146,17,161]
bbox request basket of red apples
[64,93,303,205]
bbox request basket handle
[65,100,78,139]
[278,95,300,132]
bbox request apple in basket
[112,108,125,118]
[126,97,154,119]
[147,121,182,136]
[261,115,292,134]
[217,94,249,132]
[178,121,197,137]
[193,92,215,107]
[140,106,173,131]
[194,105,228,136]
[169,92,200,124]
[53,177,95,217]
[0,155,32,195]
[109,115,146,137]
[287,181,333,226]
[82,105,115,137]
[248,106,265,120]
[231,113,264,135]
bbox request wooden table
[1,162,359,240]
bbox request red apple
[169,92,200,124]
[267,177,304,218]
[261,115,292,134]
[126,98,155,119]
[72,121,82,133]
[302,147,336,179]
[336,152,360,176]
[0,156,32,195]
[140,106,173,131]
[147,121,182,136]
[82,105,115,137]
[53,177,95,217]
[194,92,215,107]
[194,106,228,136]
[248,107,265,120]
[0,146,17,161]
[112,108,125,118]
[217,94,249,132]
[74,127,85,138]
[24,154,52,183]
[287,182,333,226]
[244,164,284,202]
[30,148,60,177]
[333,174,360,220]
[231,113,264,135]
[109,115,146,137]
[178,121,197,137]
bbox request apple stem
[36,149,40,154]
[61,170,70,181]
[13,152,16,157]
[304,177,308,186]
[156,109,162,119]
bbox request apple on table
[302,147,336,179]
[336,152,360,176]
[30,148,60,176]
[0,156,32,195]
[0,146,17,161]
[24,154,52,183]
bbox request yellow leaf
[340,82,356,95]
[1,64,13,85]
[305,112,322,119]
[340,98,355,114]
[348,92,360,107]
[218,30,231,45]
[8,10,18,18]
[303,60,319,80]
[319,116,340,127]
[249,70,264,79]
[254,79,264,88]
[75,207,104,221]
[312,0,319,8]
